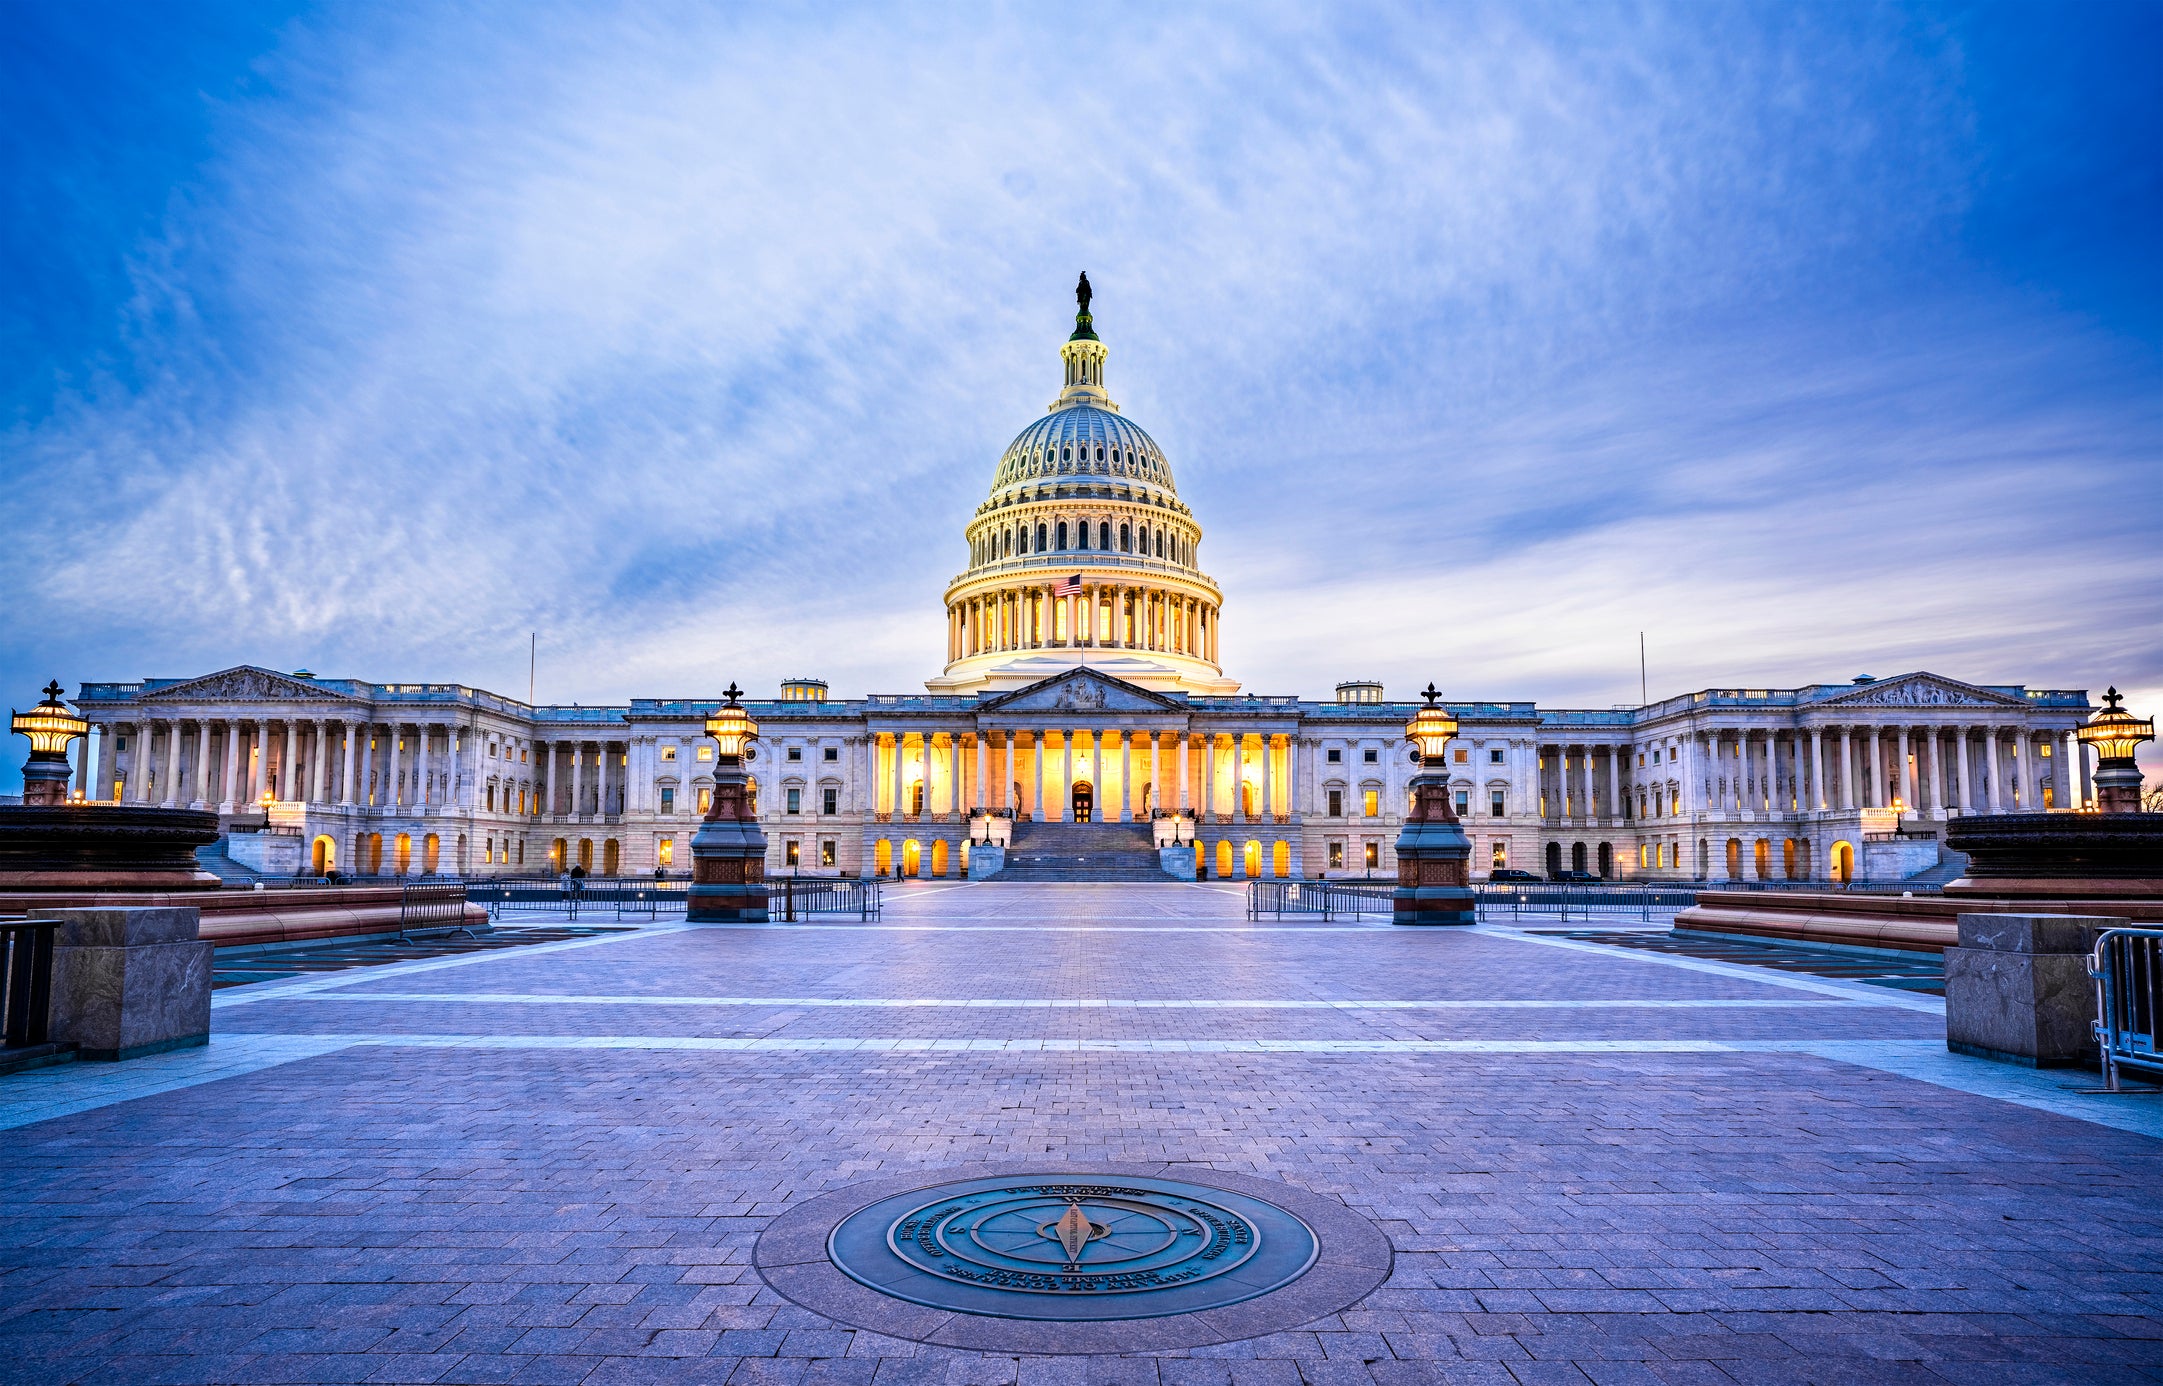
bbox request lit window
[1363,790,1379,818]
[1492,842,1508,867]
[820,839,836,867]
[661,746,676,762]
[1327,841,1344,869]
[657,837,674,867]
[698,788,713,813]
[785,839,801,867]
[697,746,714,761]
[1364,842,1380,869]
[1453,748,1469,764]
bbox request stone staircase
[196,837,266,884]
[993,820,1172,882]
[1901,847,1971,887]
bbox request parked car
[1551,869,1602,883]
[1486,868,1541,883]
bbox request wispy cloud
[3,2,2157,779]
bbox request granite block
[47,906,203,948]
[1943,945,2098,1067]
[46,907,211,1060]
[1953,912,2121,956]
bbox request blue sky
[3,2,2159,785]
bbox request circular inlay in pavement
[754,1163,1393,1354]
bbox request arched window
[1076,522,1089,550]
[1155,529,1165,558]
[1035,523,1048,551]
[1002,529,1012,557]
[1055,521,1068,550]
[1099,521,1111,549]
[1120,523,1132,552]
[1096,446,1104,461]
[1061,446,1071,462]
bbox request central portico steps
[993,819,1172,882]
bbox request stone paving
[2,881,2160,1385]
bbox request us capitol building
[74,282,2097,885]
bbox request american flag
[1052,574,1084,597]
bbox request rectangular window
[822,786,838,815]
[1327,841,1344,869]
[786,787,801,814]
[1327,789,1343,817]
[787,747,803,762]
[1652,749,1661,764]
[1490,789,1506,817]
[1452,748,1469,764]
[697,746,714,761]
[1363,790,1379,818]
[1492,842,1508,868]
[785,839,801,867]
[1326,748,1342,764]
[657,837,674,866]
[659,786,675,814]
[1363,749,1379,764]
[1490,749,1504,764]
[1454,790,1470,816]
[824,746,839,762]
[698,788,713,813]
[820,839,837,867]
[1364,841,1380,869]
[661,746,677,762]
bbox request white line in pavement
[1482,925,1946,1015]
[210,923,689,1008]
[0,1035,361,1131]
[247,992,1872,1010]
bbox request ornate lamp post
[1392,683,1475,926]
[2078,687,2155,815]
[11,681,89,808]
[687,683,769,922]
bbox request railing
[1474,883,1702,922]
[1247,881,1395,920]
[467,876,687,921]
[769,876,883,921]
[2091,928,2163,1091]
[1,918,60,1050]
[398,881,478,938]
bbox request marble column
[279,721,296,803]
[1060,732,1073,822]
[1987,729,2005,811]
[1261,736,1275,822]
[2064,728,2085,808]
[1176,733,1189,812]
[384,723,402,810]
[1928,730,1947,816]
[1808,729,1825,812]
[1032,732,1046,820]
[416,724,433,808]
[1003,731,1016,810]
[1897,727,1913,810]
[1606,747,1620,821]
[1149,733,1161,820]
[78,726,96,802]
[340,723,356,806]
[1204,736,1218,819]
[160,721,181,807]
[246,719,267,803]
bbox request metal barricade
[2090,927,2163,1091]
[1246,881,1395,920]
[767,877,882,921]
[1,918,60,1050]
[399,881,477,939]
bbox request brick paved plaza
[4,883,2161,1384]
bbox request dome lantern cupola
[1056,271,1112,411]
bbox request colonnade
[863,729,1296,824]
[1528,723,2092,824]
[948,583,1217,665]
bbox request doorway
[1072,780,1094,822]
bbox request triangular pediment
[979,667,1186,715]
[139,665,364,704]
[1811,672,2029,710]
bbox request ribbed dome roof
[992,406,1176,493]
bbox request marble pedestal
[1944,912,2119,1068]
[46,906,212,1061]
[1158,845,1198,881]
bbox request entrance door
[1072,781,1094,822]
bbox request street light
[1391,681,1473,926]
[2078,686,2155,814]
[11,680,88,807]
[688,682,770,922]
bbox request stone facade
[69,302,2096,884]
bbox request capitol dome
[927,276,1237,697]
